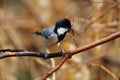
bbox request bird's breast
[44,34,58,46]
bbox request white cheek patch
[57,27,68,35]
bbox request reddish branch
[39,32,120,80]
[69,32,120,55]
[0,32,120,80]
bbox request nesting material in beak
[68,29,75,36]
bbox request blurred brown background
[0,0,120,80]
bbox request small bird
[32,18,72,59]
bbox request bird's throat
[57,27,68,35]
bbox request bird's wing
[42,26,55,39]
[42,26,58,46]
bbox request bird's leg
[57,43,64,56]
[43,44,48,59]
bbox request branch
[39,32,120,80]
[0,50,62,59]
[0,32,120,80]
[0,49,24,52]
[69,32,120,55]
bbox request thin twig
[91,63,119,80]
[0,49,24,52]
[0,51,62,59]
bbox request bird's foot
[44,52,48,59]
[60,48,64,56]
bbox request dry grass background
[0,0,120,80]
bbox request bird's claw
[61,48,64,56]
[44,52,48,59]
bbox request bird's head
[55,18,72,35]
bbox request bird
[32,18,72,59]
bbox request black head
[55,18,71,30]
[54,18,72,42]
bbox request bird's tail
[32,30,42,36]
